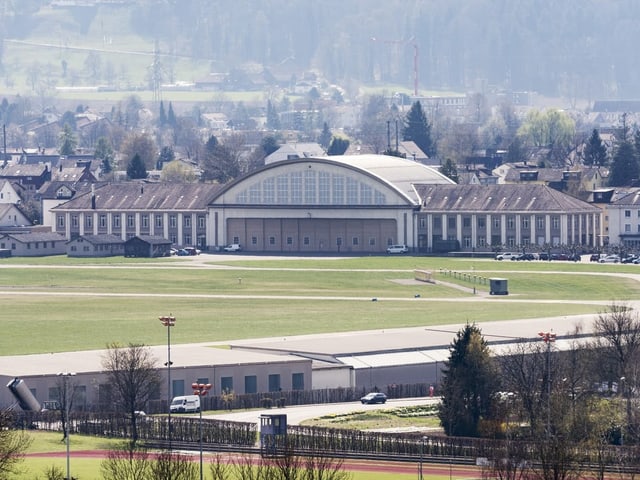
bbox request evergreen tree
[583,129,608,167]
[609,141,638,187]
[158,101,167,126]
[127,153,148,180]
[327,137,350,155]
[261,135,280,156]
[266,100,280,130]
[58,123,77,156]
[157,146,175,169]
[94,137,114,175]
[318,122,332,150]
[438,324,498,437]
[440,158,459,183]
[167,102,176,127]
[402,101,434,157]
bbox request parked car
[223,243,242,252]
[495,252,517,261]
[513,253,535,261]
[183,247,201,255]
[590,253,603,262]
[621,255,637,264]
[538,252,550,261]
[599,254,620,263]
[386,244,408,254]
[360,392,387,404]
[176,248,190,256]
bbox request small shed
[260,414,287,457]
[489,278,509,295]
[124,235,172,258]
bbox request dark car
[360,392,387,404]
[514,253,535,261]
[590,254,602,262]
[538,252,550,261]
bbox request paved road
[206,396,440,427]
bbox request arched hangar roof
[212,154,454,206]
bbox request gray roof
[52,183,222,211]
[609,188,640,206]
[415,184,600,213]
[1,232,66,243]
[128,235,171,245]
[69,234,123,245]
[0,164,48,176]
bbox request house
[67,234,124,257]
[124,235,172,258]
[604,188,640,250]
[38,181,99,230]
[0,203,31,228]
[0,164,50,192]
[0,232,66,256]
[0,180,24,204]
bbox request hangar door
[226,218,397,253]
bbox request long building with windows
[48,155,603,254]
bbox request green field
[0,255,636,356]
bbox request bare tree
[102,342,161,445]
[0,410,32,478]
[100,442,150,480]
[302,452,352,480]
[150,450,198,480]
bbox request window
[57,215,64,228]
[127,215,135,228]
[221,377,233,393]
[537,216,544,229]
[291,172,302,203]
[156,215,163,228]
[233,236,240,244]
[420,217,426,229]
[244,376,257,394]
[292,373,304,390]
[433,217,441,228]
[304,169,316,204]
[336,237,342,247]
[352,236,359,246]
[319,172,330,204]
[170,215,177,228]
[625,224,631,232]
[462,217,471,228]
[463,236,471,248]
[477,236,486,247]
[507,236,515,247]
[71,215,78,228]
[268,374,281,392]
[184,216,191,228]
[141,215,149,228]
[493,217,500,229]
[184,235,191,245]
[332,175,344,204]
[625,210,632,218]
[303,236,310,245]
[369,237,376,246]
[85,215,92,228]
[522,217,529,229]
[113,215,120,228]
[552,216,560,229]
[448,217,456,229]
[172,379,185,397]
[252,236,258,245]
[269,236,275,245]
[99,215,107,228]
[507,216,515,229]
[198,216,205,229]
[286,236,293,245]
[477,217,485,228]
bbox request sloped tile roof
[70,234,123,245]
[1,232,66,243]
[52,183,222,211]
[415,184,600,213]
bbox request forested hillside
[1,0,639,100]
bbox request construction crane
[370,36,419,96]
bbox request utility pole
[538,331,556,438]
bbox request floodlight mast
[159,315,176,450]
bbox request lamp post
[57,372,75,480]
[159,315,176,450]
[192,382,212,480]
[620,376,626,446]
[538,331,556,437]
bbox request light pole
[159,315,176,450]
[538,331,556,437]
[57,372,75,480]
[620,376,625,446]
[192,382,212,480]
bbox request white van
[386,244,408,254]
[170,395,201,413]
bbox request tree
[158,100,167,127]
[583,129,608,167]
[402,101,434,157]
[318,122,332,150]
[157,145,175,169]
[102,343,160,445]
[0,409,32,477]
[126,154,148,180]
[58,123,77,156]
[160,160,197,183]
[94,136,115,175]
[517,109,575,167]
[438,323,498,437]
[120,132,158,171]
[359,95,392,154]
[266,99,280,130]
[100,442,150,480]
[608,140,638,186]
[440,158,459,183]
[327,136,349,155]
[200,134,242,183]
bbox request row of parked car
[495,252,581,261]
[589,253,640,264]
